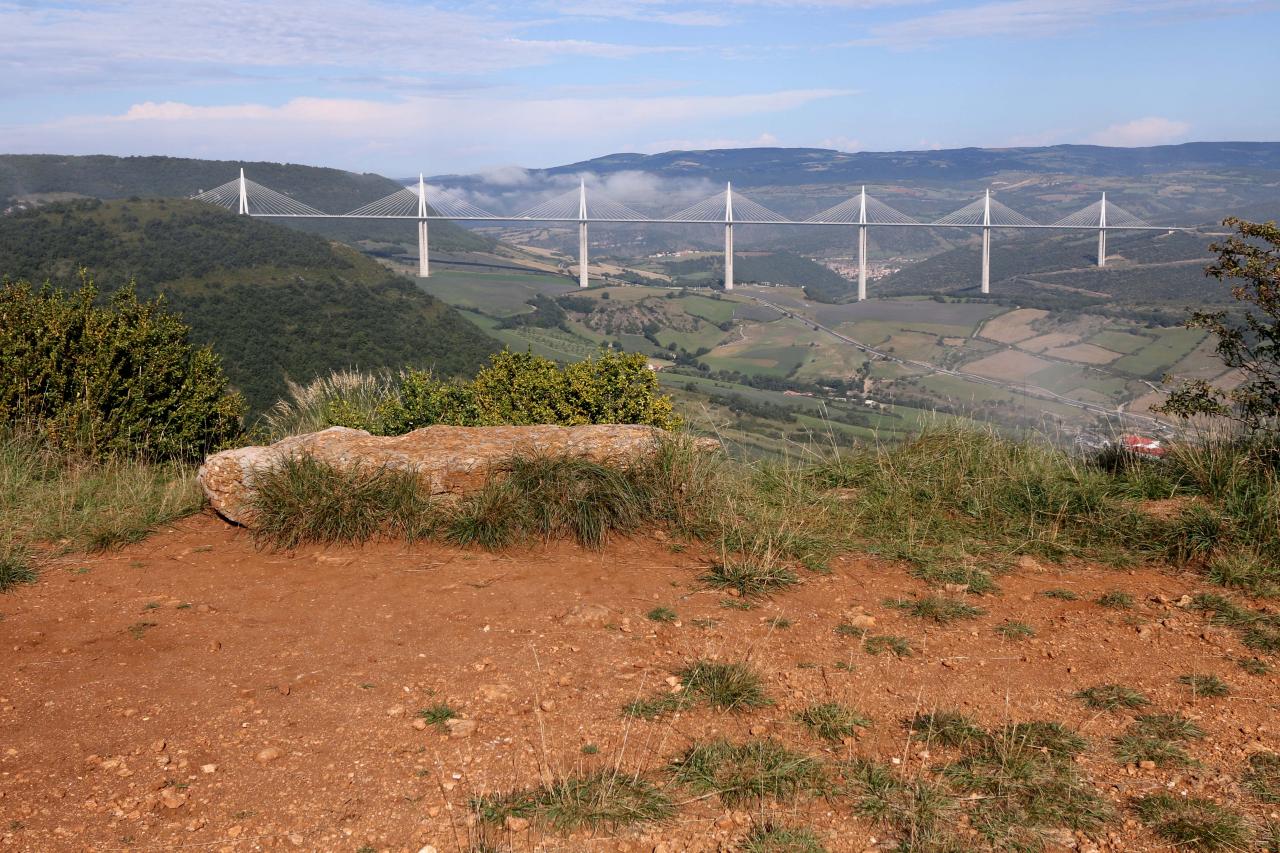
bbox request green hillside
[0,198,498,411]
[0,153,493,254]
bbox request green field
[1111,327,1206,378]
[419,269,578,316]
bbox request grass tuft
[645,606,677,623]
[794,702,871,743]
[450,454,655,549]
[909,562,998,595]
[416,703,457,730]
[885,595,985,624]
[250,455,435,549]
[0,540,37,592]
[1040,588,1079,601]
[1113,732,1192,768]
[945,732,1113,848]
[671,739,824,806]
[1134,713,1206,741]
[625,659,770,718]
[863,634,913,657]
[1073,683,1150,711]
[1178,673,1230,698]
[1238,657,1272,676]
[1207,549,1280,599]
[840,757,956,849]
[1097,590,1135,609]
[995,620,1035,640]
[701,557,799,599]
[1132,793,1252,852]
[1001,721,1088,759]
[906,711,986,749]
[741,822,826,853]
[472,770,674,832]
[1,431,202,552]
[1245,752,1280,804]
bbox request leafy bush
[269,350,682,437]
[0,279,243,459]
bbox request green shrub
[281,350,682,436]
[0,279,243,459]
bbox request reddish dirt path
[1,513,1276,852]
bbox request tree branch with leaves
[1156,218,1280,439]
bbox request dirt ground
[2,513,1277,852]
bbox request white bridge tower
[981,189,992,295]
[857,185,868,302]
[1098,191,1108,268]
[578,179,589,288]
[724,182,734,291]
[417,174,430,278]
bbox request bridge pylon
[724,182,734,291]
[417,174,430,278]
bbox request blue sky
[3,0,1278,174]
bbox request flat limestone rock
[198,424,716,527]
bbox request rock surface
[198,424,715,526]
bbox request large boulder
[198,424,716,526]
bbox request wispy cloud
[857,0,1267,48]
[1087,116,1190,146]
[2,90,853,170]
[0,0,687,95]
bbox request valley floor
[2,515,1276,852]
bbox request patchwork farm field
[416,267,1219,438]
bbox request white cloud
[817,135,863,152]
[858,0,1265,48]
[0,0,688,94]
[638,132,783,153]
[1087,116,1190,146]
[1,91,851,172]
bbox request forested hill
[0,198,498,411]
[0,153,494,254]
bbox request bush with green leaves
[0,279,243,459]
[276,349,682,436]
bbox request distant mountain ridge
[0,153,494,253]
[523,142,1280,187]
[0,198,498,411]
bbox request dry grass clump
[1132,793,1252,852]
[1,430,201,552]
[624,659,771,719]
[472,770,674,832]
[887,595,985,624]
[1073,684,1150,711]
[794,702,871,743]
[670,739,824,807]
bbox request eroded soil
[2,513,1277,852]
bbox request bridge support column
[416,173,430,278]
[418,219,429,278]
[723,181,734,291]
[724,224,734,291]
[857,224,868,302]
[1097,191,1108,268]
[577,179,589,287]
[980,189,992,295]
[981,227,990,294]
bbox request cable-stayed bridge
[194,169,1188,299]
